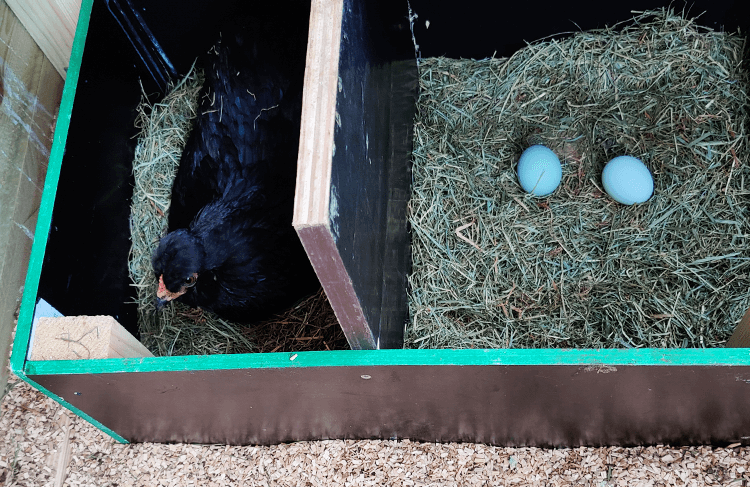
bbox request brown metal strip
[31,364,750,446]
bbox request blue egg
[601,156,654,205]
[516,145,562,196]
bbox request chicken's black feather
[152,14,318,324]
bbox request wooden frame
[10,0,750,447]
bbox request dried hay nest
[406,10,750,350]
[127,66,347,356]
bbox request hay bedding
[128,67,346,356]
[406,10,750,350]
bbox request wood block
[6,0,81,79]
[29,316,153,360]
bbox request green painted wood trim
[9,0,95,376]
[22,347,750,376]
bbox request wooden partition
[293,0,416,349]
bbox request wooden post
[0,1,65,389]
[29,316,153,360]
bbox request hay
[127,67,348,356]
[406,9,750,350]
[250,287,347,354]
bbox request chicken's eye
[184,274,198,287]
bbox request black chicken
[151,13,319,324]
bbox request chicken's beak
[156,275,170,300]
[155,274,188,310]
[156,275,177,310]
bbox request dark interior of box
[36,0,311,337]
[408,0,749,59]
[36,0,750,341]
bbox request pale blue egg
[601,156,654,205]
[516,145,562,196]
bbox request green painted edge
[9,0,95,376]
[22,347,750,376]
[6,0,128,445]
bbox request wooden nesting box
[10,0,750,447]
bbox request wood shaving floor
[1,372,749,486]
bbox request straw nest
[128,67,346,356]
[406,10,750,350]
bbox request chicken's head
[152,229,204,308]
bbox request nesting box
[10,0,750,447]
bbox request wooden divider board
[293,0,416,350]
[293,0,369,345]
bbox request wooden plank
[29,316,153,360]
[50,412,72,486]
[27,363,750,446]
[6,0,81,79]
[0,1,64,390]
[294,0,416,349]
[293,0,342,228]
[297,226,375,350]
[294,0,372,346]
